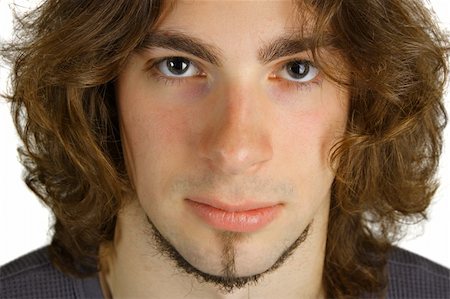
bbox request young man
[1,0,449,298]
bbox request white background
[0,0,449,268]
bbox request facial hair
[145,216,311,293]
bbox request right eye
[156,57,202,78]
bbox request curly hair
[1,0,448,298]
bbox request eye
[156,57,201,77]
[278,60,319,82]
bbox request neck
[100,200,328,299]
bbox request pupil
[167,57,189,75]
[287,61,309,79]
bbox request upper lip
[186,197,281,212]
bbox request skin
[102,1,349,298]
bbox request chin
[147,210,311,289]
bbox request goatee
[146,216,311,293]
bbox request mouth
[185,198,282,233]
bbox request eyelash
[146,57,321,90]
[152,73,192,86]
[270,73,320,92]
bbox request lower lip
[186,200,281,233]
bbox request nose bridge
[199,83,273,175]
[222,86,255,133]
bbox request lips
[185,198,282,233]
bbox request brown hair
[2,0,448,297]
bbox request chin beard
[145,216,311,293]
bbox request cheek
[117,83,195,194]
[276,86,348,171]
[119,102,195,212]
[117,69,193,160]
[121,106,191,167]
[276,113,329,186]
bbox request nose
[198,86,273,175]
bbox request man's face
[117,0,348,283]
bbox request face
[117,0,348,286]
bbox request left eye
[278,60,319,82]
[156,57,201,77]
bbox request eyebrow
[259,35,316,64]
[136,30,335,66]
[137,30,223,66]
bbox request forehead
[156,0,309,48]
